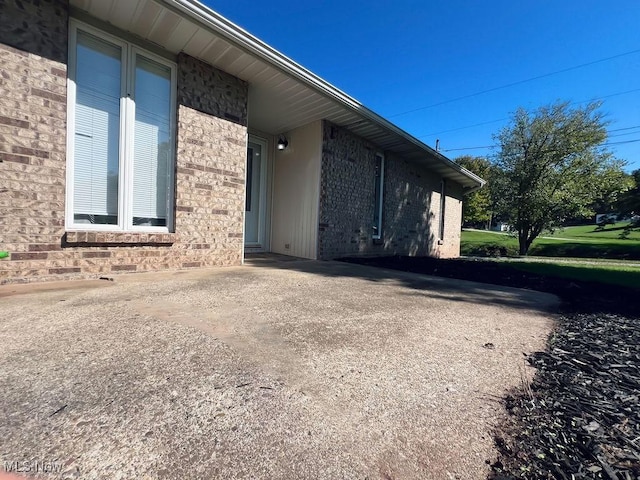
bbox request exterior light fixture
[277,136,289,150]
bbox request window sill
[64,231,177,247]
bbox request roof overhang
[70,0,485,191]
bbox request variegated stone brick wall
[0,1,248,283]
[177,53,248,126]
[0,0,70,282]
[317,120,463,259]
[317,121,380,259]
[0,0,68,63]
[173,53,248,270]
[384,152,464,259]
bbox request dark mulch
[339,256,640,479]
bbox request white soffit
[69,0,484,190]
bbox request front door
[244,137,267,250]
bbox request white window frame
[65,19,177,233]
[372,153,385,239]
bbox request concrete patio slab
[0,260,557,479]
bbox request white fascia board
[161,0,485,189]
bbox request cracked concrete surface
[0,260,557,479]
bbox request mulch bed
[339,256,640,479]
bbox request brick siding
[0,1,465,282]
[0,1,248,283]
[318,121,463,259]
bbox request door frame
[244,134,269,251]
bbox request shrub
[465,243,519,258]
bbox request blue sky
[205,0,640,172]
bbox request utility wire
[442,145,494,152]
[608,129,640,139]
[440,128,640,151]
[608,125,640,133]
[419,118,509,138]
[417,88,640,138]
[388,48,640,119]
[605,139,640,146]
[442,138,640,153]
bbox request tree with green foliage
[616,169,640,216]
[454,156,494,228]
[588,167,634,217]
[492,101,624,255]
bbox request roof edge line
[163,0,484,188]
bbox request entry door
[244,138,267,249]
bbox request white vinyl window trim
[372,153,385,239]
[65,20,177,233]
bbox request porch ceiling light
[277,136,289,150]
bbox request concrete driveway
[0,259,556,479]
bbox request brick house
[0,0,484,284]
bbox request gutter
[463,182,486,195]
[161,0,485,189]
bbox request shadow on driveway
[245,253,560,313]
[0,257,558,479]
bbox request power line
[605,138,640,146]
[418,118,509,138]
[442,138,640,153]
[608,129,640,139]
[441,129,640,152]
[608,125,640,133]
[417,89,640,138]
[442,145,494,152]
[388,48,640,119]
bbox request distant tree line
[455,101,639,255]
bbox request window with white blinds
[132,55,172,227]
[66,21,176,232]
[73,31,121,225]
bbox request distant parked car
[492,222,511,232]
[595,213,619,226]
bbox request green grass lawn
[460,227,640,288]
[461,223,640,260]
[543,223,640,242]
[507,261,640,289]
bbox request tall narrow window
[439,179,446,240]
[373,153,384,239]
[73,31,122,225]
[67,21,176,232]
[132,55,173,227]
